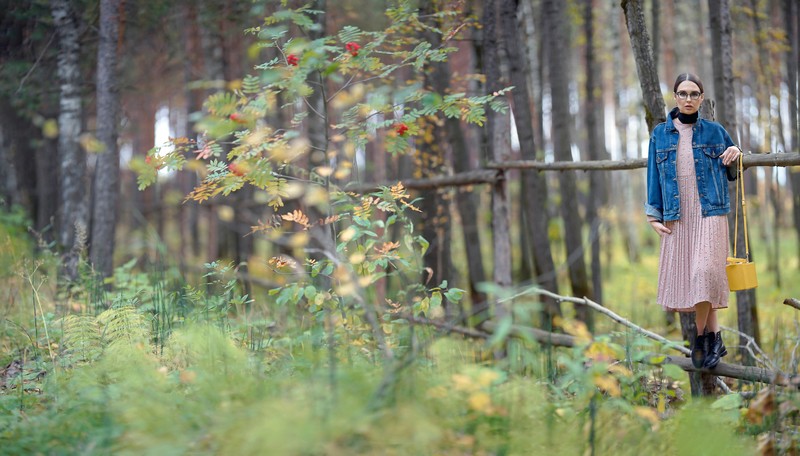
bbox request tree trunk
[650,0,660,76]
[783,0,800,265]
[51,0,88,283]
[90,0,122,280]
[419,2,453,304]
[544,0,593,327]
[501,0,561,327]
[583,0,607,310]
[621,0,667,133]
[679,313,717,396]
[482,0,512,321]
[36,138,59,240]
[430,49,486,319]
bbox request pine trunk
[90,0,122,280]
[584,0,607,309]
[482,0,512,321]
[501,0,561,326]
[544,0,593,326]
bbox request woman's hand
[721,146,742,166]
[649,220,672,237]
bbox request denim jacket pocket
[700,145,726,206]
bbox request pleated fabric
[657,119,729,312]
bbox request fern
[98,306,150,347]
[61,315,102,362]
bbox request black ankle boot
[691,331,708,369]
[703,331,727,369]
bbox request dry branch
[344,169,499,193]
[784,298,800,311]
[342,152,800,193]
[486,158,647,171]
[487,152,800,171]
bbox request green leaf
[648,355,666,365]
[430,291,442,309]
[303,285,317,300]
[487,316,513,347]
[444,288,464,303]
[711,394,743,410]
[661,363,685,380]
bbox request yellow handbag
[726,152,758,291]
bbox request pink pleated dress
[657,118,729,312]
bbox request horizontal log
[343,169,500,193]
[486,152,800,171]
[784,298,800,311]
[487,158,647,171]
[405,315,800,389]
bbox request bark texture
[621,0,667,132]
[427,24,486,317]
[51,0,88,282]
[583,0,608,309]
[544,0,593,326]
[709,0,760,364]
[482,0,512,320]
[90,0,122,280]
[500,0,561,326]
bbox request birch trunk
[51,0,87,282]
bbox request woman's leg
[694,301,711,333]
[704,306,727,368]
[691,301,712,368]
[705,308,720,332]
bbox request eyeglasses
[676,91,702,101]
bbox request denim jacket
[645,108,738,222]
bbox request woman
[645,73,742,370]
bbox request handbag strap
[732,150,749,259]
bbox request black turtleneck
[670,107,698,124]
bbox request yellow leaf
[593,374,620,397]
[452,373,474,392]
[340,227,357,242]
[608,364,633,378]
[288,232,309,247]
[476,369,500,387]
[335,281,356,297]
[468,392,492,413]
[558,318,592,344]
[634,406,660,430]
[349,252,365,264]
[42,119,59,139]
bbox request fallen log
[403,307,800,390]
[784,298,800,311]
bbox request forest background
[1,0,800,454]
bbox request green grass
[0,206,794,454]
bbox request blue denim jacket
[645,109,738,222]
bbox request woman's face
[674,81,703,115]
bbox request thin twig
[720,325,778,372]
[17,33,56,94]
[521,287,731,393]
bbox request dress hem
[661,303,728,313]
